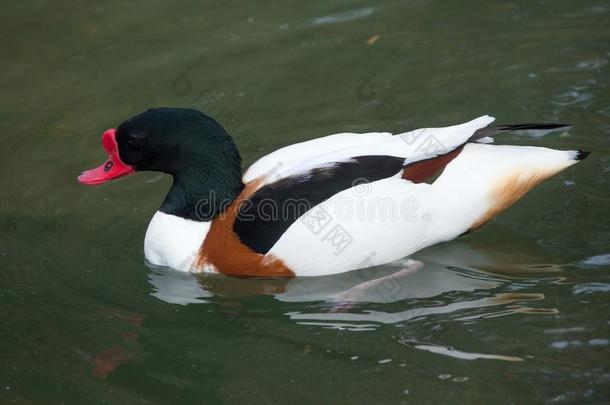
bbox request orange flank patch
[470,170,555,231]
[196,179,295,278]
[402,146,464,183]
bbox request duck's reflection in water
[149,259,497,305]
[148,268,213,305]
[147,239,560,331]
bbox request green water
[1,0,609,403]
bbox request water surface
[1,0,609,403]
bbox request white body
[144,116,580,275]
[144,211,212,272]
[267,144,577,276]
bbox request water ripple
[310,7,374,26]
[572,282,610,294]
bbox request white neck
[144,211,211,272]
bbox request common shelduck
[78,108,588,277]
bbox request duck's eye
[128,131,146,147]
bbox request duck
[78,107,588,277]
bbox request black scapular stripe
[234,155,405,254]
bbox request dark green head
[79,108,244,221]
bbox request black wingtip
[575,150,590,161]
[543,123,571,129]
[497,123,572,131]
[470,122,572,142]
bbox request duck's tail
[426,143,588,242]
[469,122,572,143]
